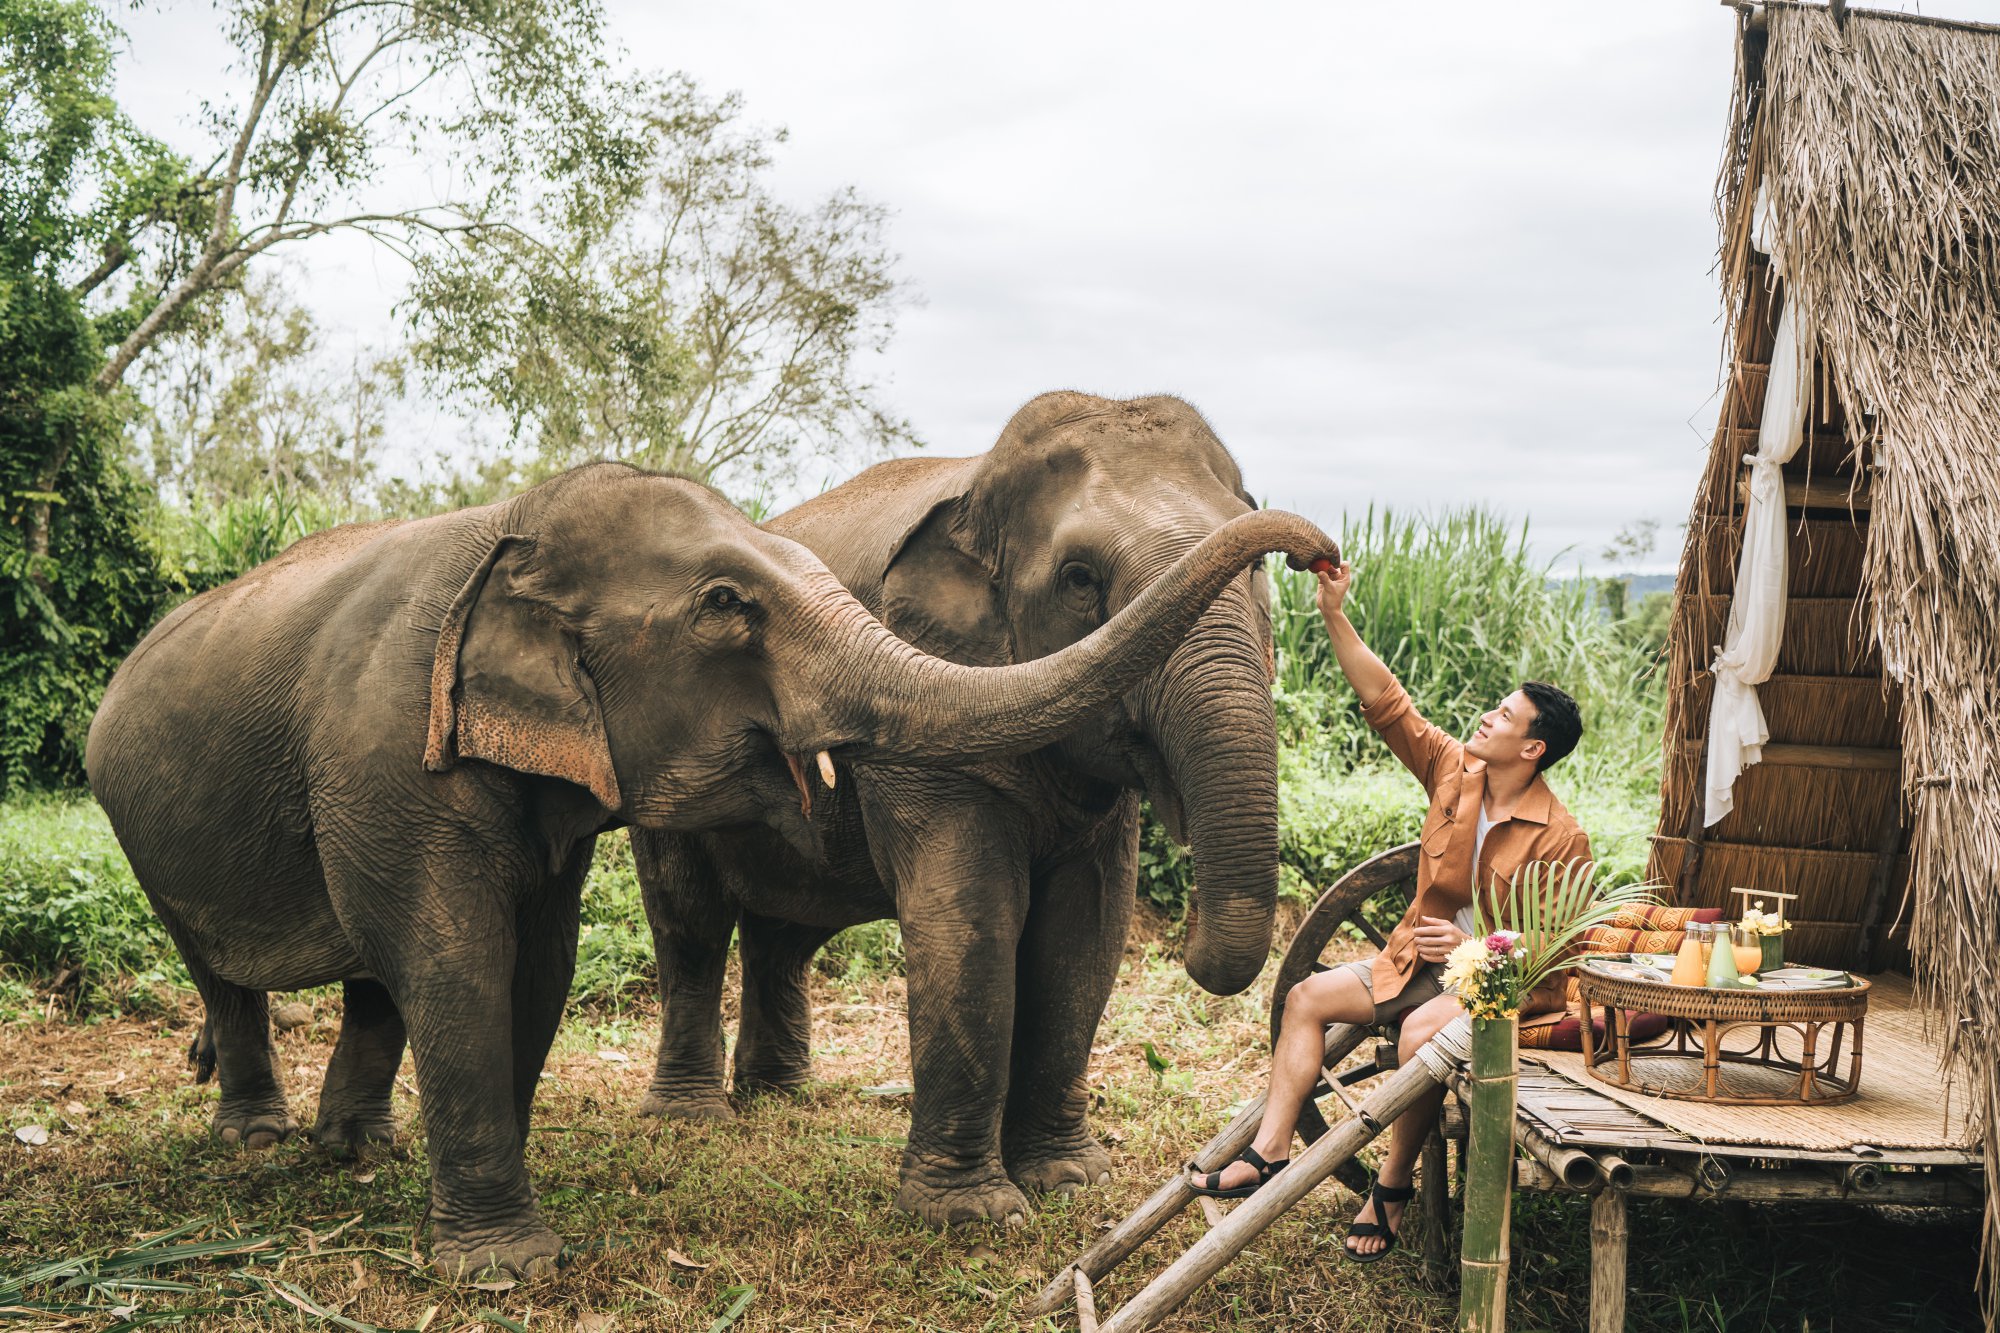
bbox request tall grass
[1142,508,1664,912]
[1269,507,1661,775]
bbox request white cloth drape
[1703,299,1810,826]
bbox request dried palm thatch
[1693,2,2000,1313]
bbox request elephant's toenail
[1096,1171,1111,1185]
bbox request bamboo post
[1420,1125,1452,1280]
[1589,1188,1629,1333]
[1094,1017,1474,1333]
[1458,1014,1518,1333]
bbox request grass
[0,939,1979,1331]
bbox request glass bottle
[1671,924,1708,986]
[1706,923,1743,987]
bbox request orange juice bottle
[1671,924,1709,986]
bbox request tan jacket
[1361,677,1594,1020]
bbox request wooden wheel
[1268,841,1420,1145]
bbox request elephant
[634,392,1306,1228]
[84,460,1334,1277]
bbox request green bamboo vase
[1459,1014,1517,1333]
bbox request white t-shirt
[1452,805,1496,938]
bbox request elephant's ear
[879,495,1010,665]
[424,536,623,809]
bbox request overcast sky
[109,1,2000,571]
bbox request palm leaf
[1472,860,1662,999]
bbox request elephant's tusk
[815,750,836,789]
[783,753,813,818]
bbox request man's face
[1467,689,1545,770]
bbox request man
[1189,561,1592,1263]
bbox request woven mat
[1523,975,1977,1151]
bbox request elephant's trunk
[1137,586,1283,997]
[776,510,1334,765]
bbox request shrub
[0,795,178,1005]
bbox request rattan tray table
[1575,963,1871,1106]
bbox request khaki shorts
[1333,957,1446,1026]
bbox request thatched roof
[1660,1,2000,1311]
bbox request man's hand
[1414,915,1468,964]
[1314,561,1353,627]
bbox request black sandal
[1188,1145,1288,1199]
[1343,1176,1416,1263]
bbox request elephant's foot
[895,1158,1031,1230]
[431,1224,564,1283]
[730,1067,812,1101]
[1006,1133,1114,1199]
[211,1101,299,1150]
[636,1086,735,1122]
[310,1106,399,1156]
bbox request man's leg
[1202,962,1375,1192]
[1346,989,1461,1257]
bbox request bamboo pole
[1589,1189,1629,1333]
[1074,1267,1099,1333]
[1094,1018,1474,1333]
[1517,1122,1597,1190]
[1421,1127,1452,1279]
[1022,1022,1370,1320]
[1459,1015,1518,1333]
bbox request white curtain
[1703,298,1810,826]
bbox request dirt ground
[0,927,1982,1331]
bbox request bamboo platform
[1030,984,1982,1333]
[1459,987,1982,1333]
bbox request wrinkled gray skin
[85,461,1334,1278]
[635,394,1294,1228]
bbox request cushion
[1520,1008,1673,1052]
[1528,904,1723,1052]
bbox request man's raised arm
[1314,562,1393,708]
[1316,561,1463,795]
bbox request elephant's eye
[1060,563,1097,592]
[704,586,745,611]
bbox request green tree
[133,270,402,511]
[3,0,651,790]
[404,78,919,492]
[12,0,653,579]
[2,0,178,790]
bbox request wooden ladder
[1022,1017,1473,1333]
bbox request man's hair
[1519,681,1582,772]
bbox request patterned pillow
[1520,1008,1672,1052]
[1527,905,1723,1053]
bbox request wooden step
[1737,470,1871,512]
[1759,743,1899,772]
[1673,740,1900,771]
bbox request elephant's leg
[508,858,587,1147]
[160,911,296,1149]
[330,860,558,1281]
[635,832,737,1121]
[1002,811,1138,1197]
[312,978,406,1153]
[733,912,839,1098]
[867,779,1032,1229]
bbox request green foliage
[133,273,403,511]
[0,338,167,791]
[0,0,182,793]
[0,795,177,1004]
[573,829,657,1008]
[403,76,919,493]
[817,920,905,986]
